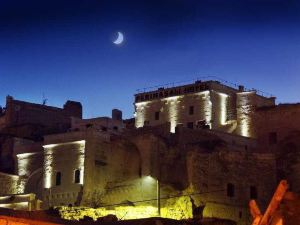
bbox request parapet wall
[0,172,25,195]
[4,97,82,128]
[0,96,82,140]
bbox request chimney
[238,85,244,92]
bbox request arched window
[56,172,61,186]
[227,183,235,197]
[74,169,80,184]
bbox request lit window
[56,172,61,186]
[74,169,80,184]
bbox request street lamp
[144,176,160,216]
[156,178,160,216]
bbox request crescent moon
[113,32,124,45]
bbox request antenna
[42,93,48,105]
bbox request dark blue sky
[1,0,300,118]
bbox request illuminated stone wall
[6,124,276,225]
[236,92,256,138]
[135,91,215,133]
[16,152,43,177]
[42,135,86,208]
[58,195,193,221]
[210,90,237,132]
[81,135,141,207]
[0,172,25,195]
[40,131,142,208]
[53,134,275,224]
[186,149,276,225]
[135,81,275,137]
[236,92,274,138]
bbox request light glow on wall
[219,93,228,125]
[0,196,10,200]
[44,147,53,189]
[43,140,86,188]
[199,91,212,127]
[0,202,29,209]
[16,153,37,177]
[239,107,251,137]
[58,195,193,221]
[237,92,255,137]
[135,102,150,128]
[134,90,214,132]
[18,179,26,194]
[165,96,182,133]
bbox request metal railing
[135,75,274,98]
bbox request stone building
[0,96,82,173]
[0,95,82,139]
[71,109,124,133]
[1,122,275,224]
[253,104,300,193]
[0,79,299,225]
[134,80,275,137]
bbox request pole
[157,179,160,216]
[49,187,52,208]
[156,136,161,217]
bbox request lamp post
[144,175,160,216]
[156,136,161,217]
[156,179,160,216]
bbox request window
[113,126,118,131]
[269,132,277,145]
[56,172,61,186]
[250,186,258,199]
[86,123,93,128]
[74,169,80,184]
[189,106,194,115]
[155,111,160,120]
[187,122,194,129]
[144,120,150,126]
[227,183,235,197]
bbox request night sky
[1,0,300,118]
